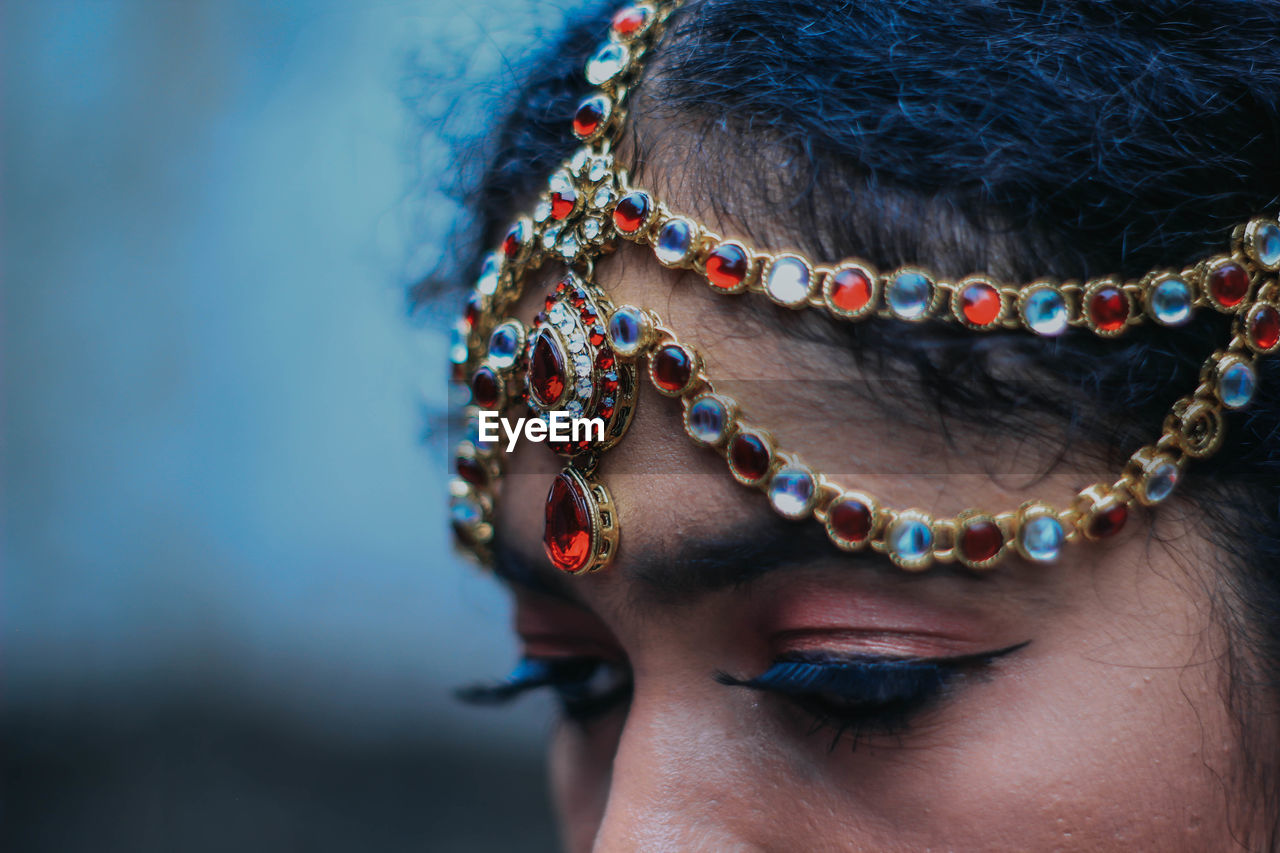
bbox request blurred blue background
[4,1,585,849]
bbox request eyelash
[458,642,1027,744]
[716,642,1029,750]
[456,657,632,723]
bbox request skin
[488,230,1255,851]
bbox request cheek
[548,714,625,853]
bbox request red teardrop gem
[1090,504,1128,539]
[829,498,872,543]
[456,455,488,487]
[595,351,615,370]
[1209,261,1249,308]
[589,327,606,346]
[1249,304,1280,350]
[960,282,1001,326]
[573,95,609,138]
[464,295,481,329]
[530,331,567,407]
[830,268,872,312]
[611,5,649,36]
[959,520,1003,563]
[613,192,650,234]
[544,471,594,573]
[1089,286,1128,332]
[706,243,749,290]
[729,432,771,482]
[502,222,525,259]
[652,344,693,392]
[470,367,500,409]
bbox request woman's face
[492,233,1247,850]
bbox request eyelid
[512,588,623,660]
[773,640,1031,671]
[767,626,1012,661]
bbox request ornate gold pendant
[526,273,636,573]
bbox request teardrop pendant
[543,467,619,573]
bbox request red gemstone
[611,5,649,36]
[613,192,650,234]
[544,294,557,311]
[828,498,872,543]
[729,431,771,482]
[502,222,525,259]
[573,95,609,138]
[529,330,567,407]
[544,471,594,573]
[570,288,586,307]
[456,455,488,487]
[959,520,1003,563]
[652,344,693,392]
[463,296,480,329]
[595,351,615,370]
[1249,304,1280,349]
[706,243,749,290]
[1090,504,1128,539]
[470,367,500,409]
[1089,286,1128,332]
[551,188,577,220]
[829,267,872,313]
[589,327,606,346]
[960,282,1001,326]
[1209,261,1249,307]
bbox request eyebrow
[491,511,890,608]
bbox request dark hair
[422,0,1280,842]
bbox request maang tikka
[449,0,1280,575]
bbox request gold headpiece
[449,0,1280,573]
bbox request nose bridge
[590,690,763,852]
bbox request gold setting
[1243,217,1280,272]
[821,490,881,552]
[767,456,820,520]
[725,425,776,487]
[885,509,936,571]
[547,467,619,575]
[823,261,880,320]
[953,510,1009,570]
[682,392,738,448]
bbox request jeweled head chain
[449,0,1280,574]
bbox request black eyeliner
[715,641,1030,749]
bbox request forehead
[493,241,1088,610]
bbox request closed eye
[457,657,632,723]
[716,641,1028,749]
